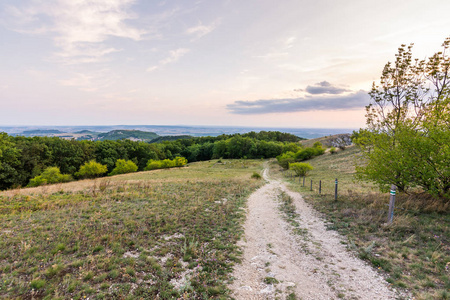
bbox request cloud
[160,48,190,64]
[305,81,351,95]
[227,90,369,114]
[6,0,146,64]
[59,69,118,91]
[186,20,220,39]
[285,36,296,49]
[146,65,159,72]
[146,48,189,71]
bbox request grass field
[271,146,450,300]
[0,159,264,299]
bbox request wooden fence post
[303,177,305,187]
[334,178,338,201]
[310,179,313,191]
[388,185,397,224]
[319,180,322,194]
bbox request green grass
[272,146,450,299]
[0,159,264,299]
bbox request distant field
[272,146,450,299]
[0,160,264,299]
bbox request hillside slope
[274,146,449,299]
[300,133,352,148]
[0,160,264,299]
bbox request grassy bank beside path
[271,146,449,300]
[0,159,264,299]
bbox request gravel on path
[229,167,398,300]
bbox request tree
[28,166,72,187]
[289,162,314,177]
[109,159,138,176]
[144,159,162,171]
[174,157,188,167]
[75,160,108,179]
[356,37,450,197]
[276,152,296,169]
[0,133,21,189]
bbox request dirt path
[229,167,397,300]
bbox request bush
[75,160,108,179]
[276,152,296,169]
[144,157,188,171]
[174,157,188,167]
[160,159,176,169]
[289,162,314,177]
[251,172,262,179]
[144,160,162,171]
[28,167,73,187]
[330,147,337,154]
[109,159,138,176]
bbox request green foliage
[289,162,314,177]
[174,156,188,167]
[277,144,325,169]
[251,172,262,179]
[109,159,138,176]
[0,133,21,190]
[356,37,450,198]
[329,147,337,154]
[276,152,296,169]
[144,157,187,171]
[28,166,73,187]
[0,130,304,190]
[75,160,108,179]
[30,279,46,290]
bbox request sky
[1,0,450,129]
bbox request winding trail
[229,167,397,300]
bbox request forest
[0,131,302,190]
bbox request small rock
[260,285,274,294]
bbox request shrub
[75,160,108,179]
[174,157,188,167]
[144,157,188,171]
[144,160,162,171]
[276,151,296,169]
[330,147,337,154]
[109,159,138,176]
[160,159,176,169]
[28,167,73,187]
[30,279,46,289]
[294,145,325,161]
[251,172,262,179]
[289,162,314,177]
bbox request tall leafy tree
[0,133,21,189]
[356,37,450,198]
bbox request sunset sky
[1,0,449,128]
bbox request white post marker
[388,185,397,224]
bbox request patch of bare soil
[229,168,400,299]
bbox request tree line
[0,131,302,190]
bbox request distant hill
[300,133,353,148]
[22,129,65,136]
[74,130,98,134]
[97,130,159,142]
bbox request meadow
[0,160,264,299]
[272,146,450,300]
